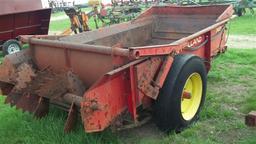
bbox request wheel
[2,39,21,56]
[153,54,207,133]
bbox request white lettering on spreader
[187,36,203,48]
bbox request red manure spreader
[0,5,233,133]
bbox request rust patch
[0,58,16,83]
[15,63,36,90]
[33,96,50,118]
[67,71,86,96]
[15,93,40,112]
[0,82,14,95]
[0,49,32,83]
[135,57,162,99]
[2,60,85,119]
[64,102,78,133]
[34,71,68,100]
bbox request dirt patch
[227,35,256,48]
[209,82,249,97]
[216,126,245,143]
[239,75,256,82]
[118,120,165,143]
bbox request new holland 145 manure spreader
[0,5,234,133]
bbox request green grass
[49,19,70,32]
[0,51,3,64]
[51,11,65,18]
[1,49,256,143]
[49,15,107,32]
[229,10,256,35]
[0,97,119,144]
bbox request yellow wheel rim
[181,72,203,121]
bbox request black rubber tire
[2,39,21,56]
[153,54,207,133]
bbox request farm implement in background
[176,0,255,16]
[61,0,144,34]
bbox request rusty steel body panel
[0,5,233,133]
[0,0,51,42]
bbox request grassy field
[1,8,256,144]
[229,14,256,35]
